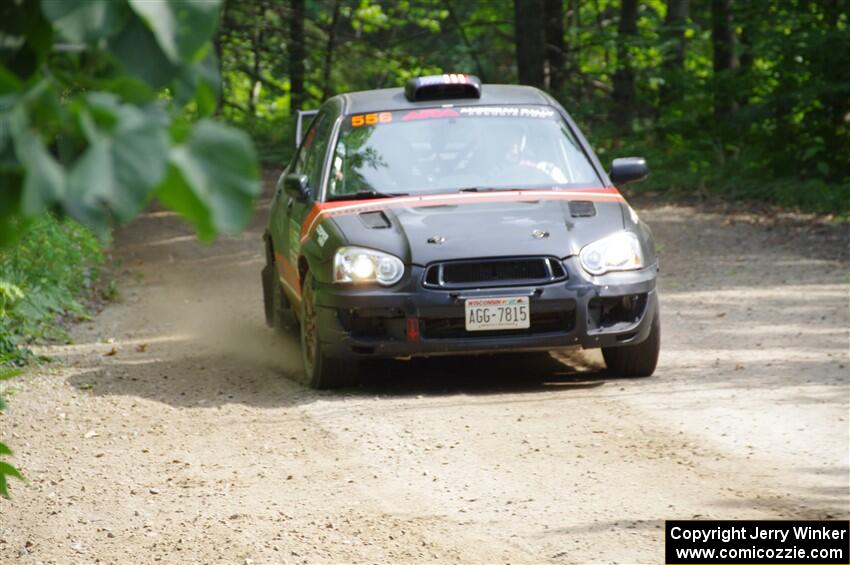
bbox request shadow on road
[66,334,611,409]
[353,352,609,397]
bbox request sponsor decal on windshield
[402,108,461,121]
[352,106,559,126]
[458,106,556,118]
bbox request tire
[300,272,358,389]
[261,247,295,333]
[602,302,660,378]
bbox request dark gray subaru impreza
[262,74,659,388]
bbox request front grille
[420,310,574,339]
[423,257,567,289]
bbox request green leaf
[156,164,215,240]
[0,1,54,79]
[0,149,20,241]
[0,462,23,481]
[107,13,178,88]
[173,48,220,116]
[0,461,24,498]
[0,443,11,456]
[10,110,66,216]
[128,0,222,63]
[94,76,156,105]
[158,119,259,239]
[0,66,23,98]
[65,97,169,230]
[0,367,24,382]
[40,0,130,46]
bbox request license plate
[464,296,530,331]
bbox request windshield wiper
[459,187,498,193]
[328,190,409,201]
[458,187,553,193]
[458,187,528,193]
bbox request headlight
[333,246,405,285]
[579,231,644,275]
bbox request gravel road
[1,177,847,563]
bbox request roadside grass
[0,215,111,496]
[0,215,110,366]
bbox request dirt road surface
[2,177,848,563]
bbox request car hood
[323,192,626,265]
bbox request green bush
[224,113,297,167]
[0,215,105,365]
[0,366,24,498]
[591,125,850,218]
[0,215,105,496]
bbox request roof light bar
[404,74,482,102]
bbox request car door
[274,109,334,301]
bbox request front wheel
[601,302,660,378]
[300,273,358,389]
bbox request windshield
[327,105,601,198]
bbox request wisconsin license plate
[464,296,530,331]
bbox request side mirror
[283,173,310,201]
[609,157,648,185]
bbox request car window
[294,112,333,197]
[328,106,601,198]
[304,114,334,197]
[292,118,315,174]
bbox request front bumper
[314,257,658,360]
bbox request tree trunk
[320,0,341,101]
[711,0,738,121]
[823,0,847,174]
[613,0,638,133]
[736,20,753,109]
[660,0,688,105]
[289,0,306,114]
[514,0,546,88]
[544,0,565,92]
[569,0,580,63]
[214,4,225,115]
[593,0,611,71]
[249,24,263,115]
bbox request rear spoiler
[295,109,319,148]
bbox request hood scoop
[569,200,596,217]
[359,211,392,229]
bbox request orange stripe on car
[299,187,624,242]
[275,252,302,298]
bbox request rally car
[262,74,660,388]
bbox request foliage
[219,0,849,215]
[0,366,24,497]
[0,214,105,497]
[1,0,264,498]
[0,0,262,247]
[1,214,104,364]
